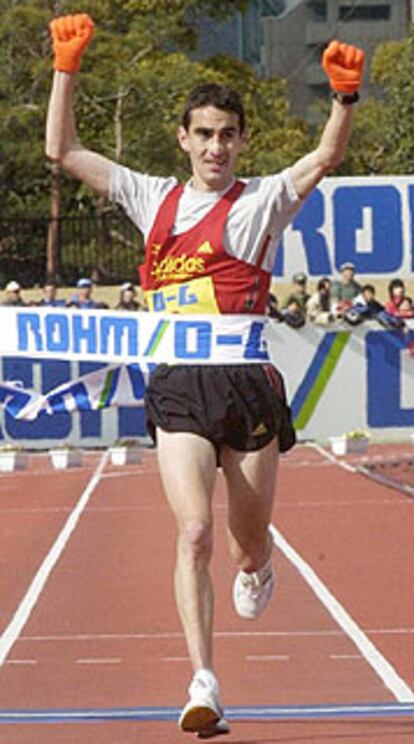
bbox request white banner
[4,307,270,365]
[0,309,413,445]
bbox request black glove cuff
[332,90,360,105]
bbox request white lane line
[246,655,289,662]
[18,627,414,643]
[0,451,109,667]
[6,659,38,665]
[331,654,361,660]
[162,657,190,662]
[310,442,357,473]
[76,658,121,665]
[269,524,414,702]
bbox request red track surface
[0,444,414,743]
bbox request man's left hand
[322,40,365,93]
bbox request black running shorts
[145,363,296,454]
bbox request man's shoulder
[111,163,178,199]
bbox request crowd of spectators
[1,278,147,311]
[267,262,414,333]
[2,269,414,334]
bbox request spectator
[67,277,97,309]
[283,272,310,314]
[38,281,66,307]
[307,277,336,325]
[2,281,26,306]
[344,283,408,331]
[343,283,384,325]
[266,291,283,321]
[331,262,361,314]
[115,282,145,311]
[385,278,409,316]
[279,298,306,328]
[399,296,414,319]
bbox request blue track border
[1,702,414,724]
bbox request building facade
[260,0,412,114]
[195,1,412,116]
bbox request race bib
[144,276,219,314]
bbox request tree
[0,0,311,218]
[0,0,315,283]
[367,31,414,174]
[0,0,53,216]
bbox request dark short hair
[388,278,405,295]
[182,83,245,133]
[362,284,375,294]
[317,277,331,291]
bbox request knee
[179,520,213,565]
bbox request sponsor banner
[0,364,148,421]
[274,176,414,280]
[4,307,270,365]
[0,317,413,447]
[267,320,414,440]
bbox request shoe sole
[179,703,221,732]
[197,718,231,738]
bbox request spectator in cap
[115,282,146,312]
[67,277,98,309]
[2,281,26,306]
[282,272,310,314]
[331,262,361,314]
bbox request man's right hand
[50,14,94,74]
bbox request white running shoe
[233,560,275,620]
[179,670,224,733]
[197,717,231,738]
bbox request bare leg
[221,437,279,572]
[156,428,217,672]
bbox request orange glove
[50,14,94,74]
[322,40,365,93]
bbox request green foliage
[0,0,311,222]
[367,29,414,174]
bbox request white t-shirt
[110,165,302,273]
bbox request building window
[308,1,328,21]
[338,4,391,21]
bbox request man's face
[6,289,20,301]
[294,281,307,295]
[79,286,92,300]
[342,268,354,283]
[177,106,247,192]
[44,284,56,301]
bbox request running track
[0,444,414,743]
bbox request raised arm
[291,41,365,200]
[46,14,112,198]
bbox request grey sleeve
[269,168,303,233]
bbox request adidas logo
[252,422,268,436]
[196,241,214,255]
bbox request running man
[46,14,364,737]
